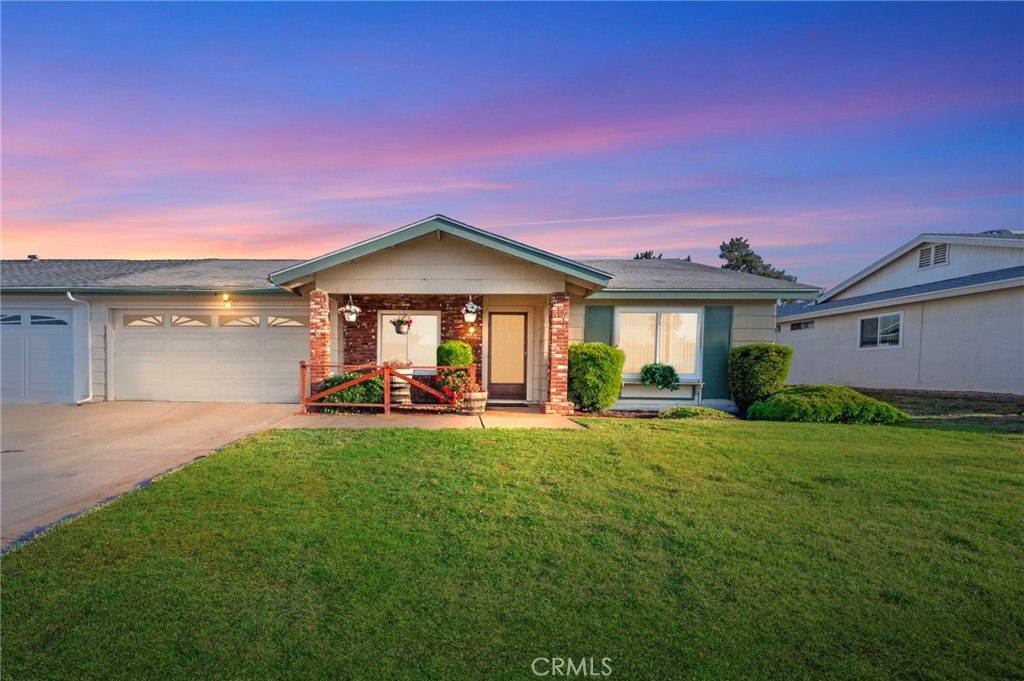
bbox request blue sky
[3,2,1021,286]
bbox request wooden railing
[298,363,476,415]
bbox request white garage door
[114,310,308,403]
[1,310,75,403]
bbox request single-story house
[778,229,1024,395]
[1,215,819,411]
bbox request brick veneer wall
[340,295,483,379]
[543,291,574,414]
[309,289,332,383]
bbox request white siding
[780,287,1024,395]
[839,243,1024,300]
[314,232,566,295]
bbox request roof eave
[587,288,820,300]
[0,286,292,296]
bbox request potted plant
[383,358,414,404]
[460,298,481,323]
[390,313,413,335]
[342,299,361,323]
[461,383,488,415]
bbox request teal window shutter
[584,306,614,345]
[701,307,733,399]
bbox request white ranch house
[1,215,818,411]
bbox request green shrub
[640,363,679,391]
[658,406,736,420]
[728,344,793,415]
[747,385,909,425]
[568,342,625,413]
[318,372,385,412]
[437,340,474,368]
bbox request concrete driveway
[1,402,294,550]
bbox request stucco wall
[314,232,567,295]
[780,287,1024,394]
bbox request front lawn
[3,420,1022,679]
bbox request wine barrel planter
[459,391,488,415]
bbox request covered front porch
[302,291,573,414]
[268,216,613,415]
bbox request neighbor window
[790,321,814,331]
[379,312,440,368]
[617,308,701,379]
[859,313,902,349]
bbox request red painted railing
[298,363,476,415]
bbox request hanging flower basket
[460,299,481,323]
[342,298,361,323]
[390,314,413,335]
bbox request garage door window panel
[219,315,261,328]
[267,315,308,328]
[171,314,211,327]
[1,314,22,326]
[124,314,165,327]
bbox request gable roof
[0,259,301,293]
[817,230,1024,304]
[581,259,819,299]
[778,265,1024,320]
[268,214,613,289]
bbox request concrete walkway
[273,407,582,430]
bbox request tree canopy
[718,237,796,282]
[634,250,662,259]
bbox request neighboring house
[778,230,1024,395]
[1,215,818,410]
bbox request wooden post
[383,366,391,415]
[299,361,308,415]
[469,364,477,385]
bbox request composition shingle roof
[1,256,820,293]
[777,265,1024,318]
[0,259,302,291]
[579,259,819,292]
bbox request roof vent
[27,254,38,261]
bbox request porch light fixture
[461,296,481,323]
[222,293,232,308]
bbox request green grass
[3,421,1022,680]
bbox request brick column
[543,291,574,414]
[309,289,331,384]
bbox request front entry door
[488,312,527,400]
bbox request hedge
[728,344,793,415]
[568,342,625,412]
[658,406,736,420]
[317,372,385,412]
[747,385,909,425]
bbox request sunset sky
[3,2,1022,287]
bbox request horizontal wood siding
[840,243,1024,300]
[315,233,566,295]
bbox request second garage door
[114,310,308,403]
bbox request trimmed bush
[658,406,736,420]
[747,385,909,425]
[318,372,385,412]
[568,342,625,413]
[728,344,793,415]
[437,340,474,368]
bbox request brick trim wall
[543,291,574,414]
[309,289,332,383]
[339,295,483,378]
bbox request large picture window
[859,312,902,349]
[616,308,702,379]
[379,312,441,368]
